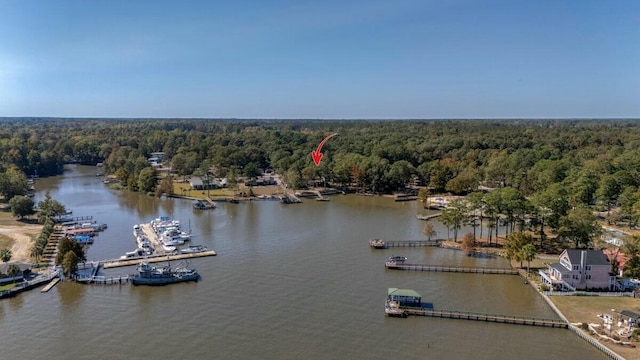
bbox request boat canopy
[387,288,421,298]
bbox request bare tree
[461,232,475,256]
[422,222,436,241]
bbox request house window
[573,265,580,271]
[585,265,591,271]
[586,275,592,280]
[572,274,579,280]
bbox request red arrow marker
[311,133,338,166]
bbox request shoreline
[439,237,631,360]
[2,190,636,358]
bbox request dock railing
[387,262,518,275]
[402,307,568,328]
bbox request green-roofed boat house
[387,288,422,307]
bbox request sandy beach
[0,212,42,263]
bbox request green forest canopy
[0,118,639,208]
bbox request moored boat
[130,262,199,286]
[385,256,407,268]
[180,244,207,254]
[193,200,215,210]
[385,300,408,317]
[369,238,387,249]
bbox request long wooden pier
[369,239,442,249]
[102,250,217,269]
[386,262,518,275]
[403,308,567,328]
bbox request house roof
[0,262,31,272]
[388,288,421,298]
[550,263,567,273]
[620,310,640,320]
[564,249,610,266]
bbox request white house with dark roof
[539,249,616,291]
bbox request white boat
[385,300,408,317]
[120,249,143,260]
[180,244,207,254]
[162,236,185,246]
[369,239,386,249]
[162,244,177,252]
[385,256,407,268]
[133,224,142,237]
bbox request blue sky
[0,0,638,119]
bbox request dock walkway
[370,239,442,249]
[416,213,441,220]
[204,197,217,208]
[102,250,217,269]
[77,275,130,285]
[386,262,518,275]
[40,277,61,292]
[403,308,567,328]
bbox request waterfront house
[0,263,31,285]
[189,176,217,191]
[539,249,616,291]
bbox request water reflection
[15,165,605,360]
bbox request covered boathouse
[387,288,422,307]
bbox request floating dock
[403,308,567,328]
[416,213,441,220]
[369,239,441,249]
[386,262,518,275]
[102,250,217,269]
[40,278,61,292]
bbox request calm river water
[0,165,604,359]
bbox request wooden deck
[102,250,217,269]
[204,197,217,208]
[404,308,567,328]
[416,213,441,220]
[369,239,442,249]
[386,262,518,275]
[40,278,61,292]
[76,275,130,285]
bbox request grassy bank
[550,296,640,359]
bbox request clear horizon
[1,0,639,119]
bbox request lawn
[172,182,235,199]
[171,182,283,199]
[0,283,16,291]
[550,295,640,324]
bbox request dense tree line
[3,118,640,225]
